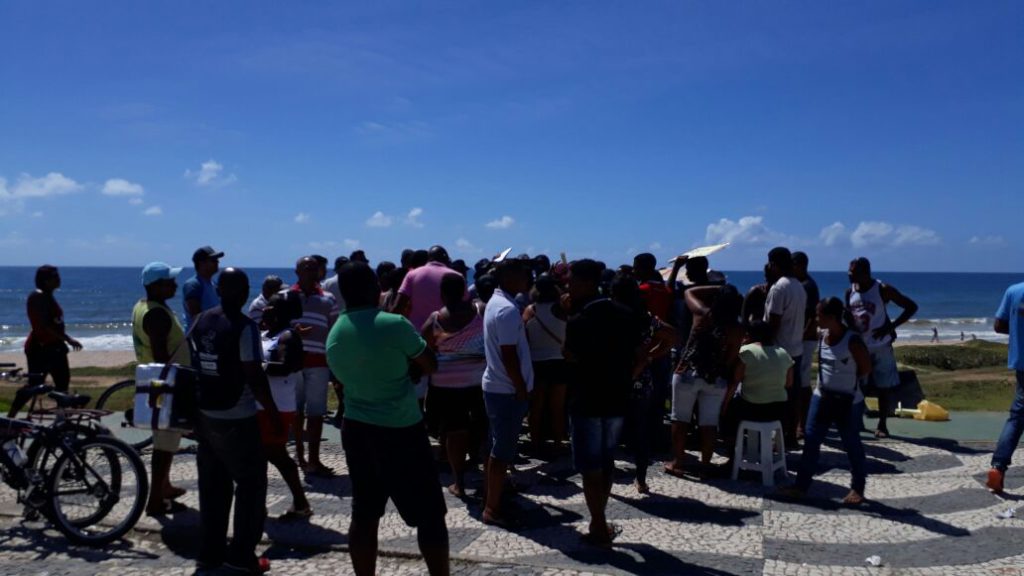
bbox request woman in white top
[780,297,871,505]
[259,292,312,520]
[522,274,569,454]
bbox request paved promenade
[2,430,1024,575]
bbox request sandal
[278,507,313,522]
[874,429,890,439]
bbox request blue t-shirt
[182,276,219,331]
[995,282,1024,371]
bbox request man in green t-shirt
[325,262,448,576]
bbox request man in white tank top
[845,257,918,438]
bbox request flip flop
[304,463,335,478]
[481,512,521,531]
[580,531,613,549]
[164,486,187,500]
[146,499,188,517]
[278,507,313,522]
[663,464,690,479]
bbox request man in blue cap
[133,262,190,516]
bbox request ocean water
[0,266,1019,353]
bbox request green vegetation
[895,340,1007,371]
[70,363,137,378]
[894,341,1013,412]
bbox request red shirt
[639,281,672,323]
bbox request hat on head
[192,246,224,263]
[142,262,182,286]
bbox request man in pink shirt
[390,245,461,330]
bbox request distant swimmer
[846,257,919,439]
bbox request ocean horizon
[1,266,1019,353]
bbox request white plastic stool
[731,420,787,487]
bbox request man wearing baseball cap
[182,246,224,331]
[133,262,190,516]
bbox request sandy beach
[0,349,136,369]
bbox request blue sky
[1,2,1021,272]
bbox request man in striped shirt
[291,256,340,477]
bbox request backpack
[189,307,250,411]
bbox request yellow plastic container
[913,400,950,422]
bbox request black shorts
[429,386,485,434]
[341,418,447,527]
[533,359,568,391]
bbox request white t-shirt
[257,334,298,412]
[764,276,807,358]
[322,275,347,312]
[482,289,535,395]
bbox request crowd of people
[20,241,1024,576]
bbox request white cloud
[850,221,894,248]
[294,212,311,224]
[0,172,83,199]
[102,178,144,196]
[365,211,393,227]
[31,211,43,218]
[128,197,144,205]
[649,242,662,251]
[486,215,515,230]
[405,207,424,228]
[455,237,481,254]
[184,159,237,187]
[892,225,940,247]
[143,205,162,216]
[819,222,848,247]
[969,235,1006,247]
[309,238,361,252]
[705,215,786,246]
[850,221,940,248]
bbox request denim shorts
[570,415,624,473]
[294,367,330,417]
[483,392,528,462]
[670,371,726,426]
[868,346,900,389]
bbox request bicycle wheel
[47,435,148,546]
[95,380,153,452]
[26,422,104,479]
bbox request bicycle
[1,405,149,545]
[94,378,154,452]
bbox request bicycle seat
[48,391,91,409]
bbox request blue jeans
[570,415,624,473]
[992,371,1024,471]
[483,392,528,463]
[796,393,867,494]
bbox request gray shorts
[295,366,331,417]
[670,371,726,427]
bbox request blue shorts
[295,367,330,417]
[570,415,624,473]
[868,347,900,389]
[483,392,527,462]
